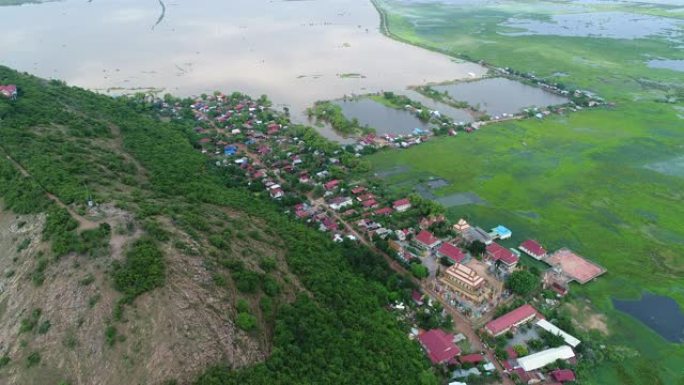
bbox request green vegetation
[0,67,437,385]
[307,100,376,136]
[371,1,684,383]
[19,308,42,334]
[507,270,539,297]
[112,238,165,302]
[25,351,40,368]
[104,325,120,347]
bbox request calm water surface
[335,98,430,135]
[613,293,684,343]
[0,0,486,140]
[434,78,569,116]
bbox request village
[137,88,614,385]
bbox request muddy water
[434,78,569,117]
[0,0,486,141]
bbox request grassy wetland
[370,0,684,383]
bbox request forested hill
[0,67,436,385]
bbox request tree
[466,240,486,257]
[410,263,429,279]
[508,270,539,296]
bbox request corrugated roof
[535,319,581,348]
[516,346,575,372]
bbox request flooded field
[502,11,683,40]
[613,293,684,343]
[433,78,569,117]
[403,90,474,124]
[648,59,684,72]
[335,98,431,135]
[645,155,684,178]
[0,0,486,141]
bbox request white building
[535,319,581,348]
[516,346,575,372]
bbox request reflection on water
[434,78,569,117]
[335,98,430,136]
[613,293,684,343]
[0,0,486,141]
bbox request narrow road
[2,149,99,231]
[321,203,514,385]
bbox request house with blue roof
[224,145,238,156]
[491,225,512,240]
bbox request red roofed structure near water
[519,239,547,260]
[486,242,519,269]
[484,304,541,336]
[417,329,461,364]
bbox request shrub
[19,308,42,333]
[236,313,257,331]
[105,325,118,347]
[112,238,165,299]
[232,270,260,293]
[38,320,51,335]
[259,257,277,272]
[16,238,31,253]
[236,299,250,313]
[26,352,41,368]
[262,276,280,297]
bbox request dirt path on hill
[2,150,99,231]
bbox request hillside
[0,67,435,385]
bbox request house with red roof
[550,369,576,382]
[320,217,338,232]
[415,230,441,250]
[351,186,366,195]
[437,243,466,264]
[392,198,412,212]
[459,353,484,365]
[269,188,284,200]
[374,207,393,216]
[417,329,461,365]
[486,242,519,271]
[324,179,340,191]
[412,290,424,306]
[357,193,375,202]
[361,199,379,209]
[484,304,541,337]
[519,240,547,260]
[0,85,17,99]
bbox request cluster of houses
[483,303,581,384]
[154,90,604,385]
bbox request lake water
[648,59,684,72]
[335,98,431,135]
[433,78,569,117]
[0,0,487,141]
[502,11,684,41]
[613,293,684,343]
